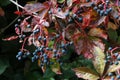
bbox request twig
[9,0,38,15]
[16,0,19,11]
[0,16,20,34]
[9,0,24,9]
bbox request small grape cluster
[66,12,83,24]
[31,41,73,67]
[92,0,112,16]
[108,72,120,80]
[16,51,30,60]
[14,15,74,68]
[105,47,120,80]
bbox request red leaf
[15,27,20,35]
[2,36,18,41]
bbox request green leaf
[48,41,54,48]
[117,36,120,44]
[73,67,99,80]
[92,46,105,76]
[57,0,65,3]
[107,61,120,73]
[50,58,61,74]
[0,58,9,75]
[0,0,11,6]
[43,68,56,78]
[107,29,118,42]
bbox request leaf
[2,36,18,41]
[111,7,120,20]
[54,9,68,19]
[67,0,73,7]
[0,58,9,75]
[0,7,5,16]
[96,16,106,26]
[117,36,120,44]
[80,2,94,7]
[43,68,56,78]
[73,67,99,80]
[107,29,118,42]
[92,46,105,76]
[24,3,45,13]
[48,41,54,48]
[107,61,120,73]
[107,22,118,30]
[88,28,107,39]
[40,20,49,27]
[0,0,11,6]
[50,58,62,74]
[73,36,94,59]
[65,24,80,40]
[57,0,65,3]
[93,39,105,52]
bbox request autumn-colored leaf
[15,27,20,35]
[65,24,80,40]
[53,8,68,19]
[2,36,18,41]
[0,7,5,16]
[96,16,106,26]
[20,20,32,32]
[92,46,105,76]
[73,36,94,59]
[88,28,107,39]
[24,3,45,13]
[93,39,105,52]
[107,22,118,30]
[73,67,99,80]
[80,2,94,7]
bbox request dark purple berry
[27,24,31,28]
[93,6,98,10]
[117,75,120,79]
[108,72,113,76]
[114,61,119,65]
[18,51,23,56]
[38,36,42,41]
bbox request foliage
[1,0,120,80]
[0,0,11,6]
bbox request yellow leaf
[73,67,99,80]
[88,28,107,39]
[92,46,105,76]
[107,61,120,73]
[107,22,118,30]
